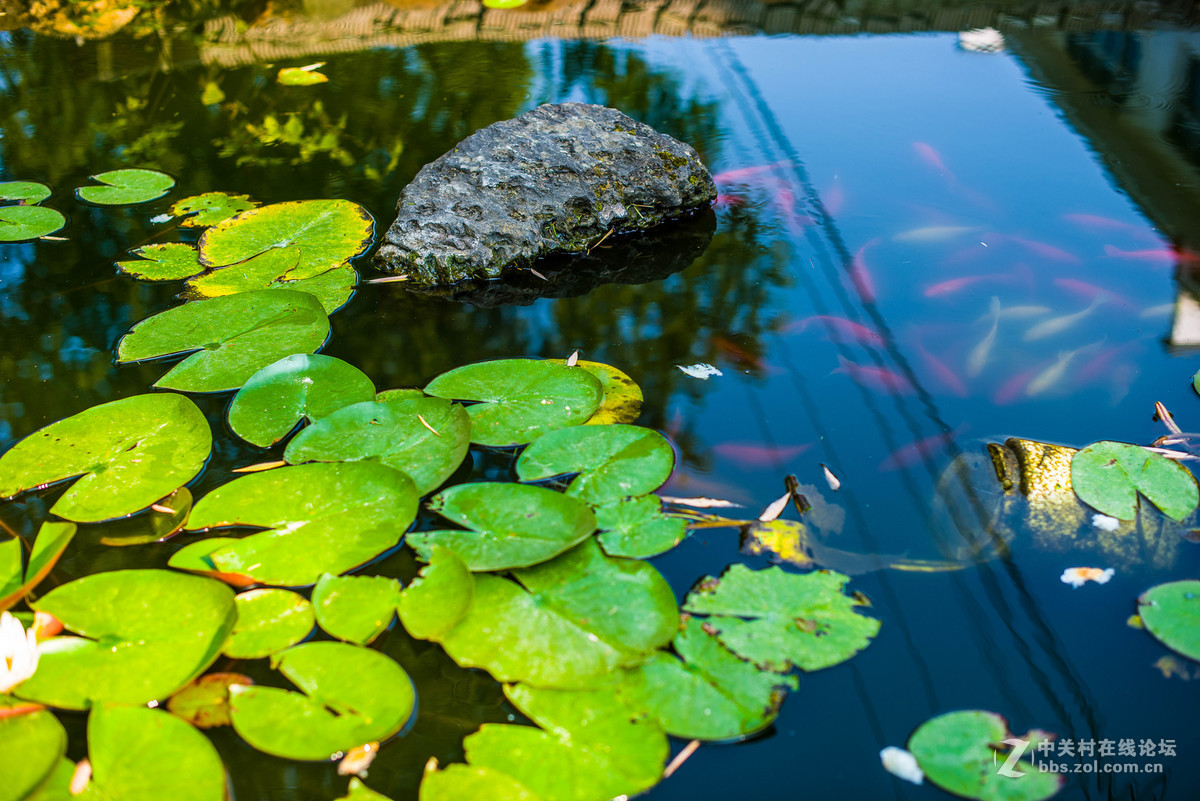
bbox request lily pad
[594,496,687,558]
[16,569,236,709]
[419,765,541,801]
[229,641,415,760]
[406,538,677,687]
[224,588,315,659]
[0,393,210,522]
[198,199,373,278]
[397,546,474,641]
[0,205,66,242]
[623,616,797,741]
[516,425,674,504]
[174,462,417,587]
[0,181,52,204]
[284,397,470,495]
[408,483,596,571]
[171,192,259,228]
[76,169,175,206]
[907,710,1062,801]
[0,707,66,801]
[228,354,376,447]
[1070,441,1198,521]
[278,67,329,86]
[117,289,330,393]
[424,359,603,447]
[23,757,74,801]
[167,672,254,728]
[312,573,403,645]
[682,565,880,672]
[575,360,643,425]
[183,247,358,314]
[466,682,667,801]
[116,243,205,281]
[80,704,227,801]
[85,487,192,546]
[1138,580,1200,661]
[338,778,395,801]
[0,521,73,613]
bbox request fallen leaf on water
[366,275,409,284]
[677,363,722,380]
[879,746,923,784]
[659,496,742,508]
[758,490,792,522]
[277,66,329,86]
[232,460,288,473]
[1153,655,1193,680]
[662,739,700,779]
[70,759,91,795]
[821,463,841,491]
[1060,566,1114,588]
[566,350,579,367]
[1127,614,1145,629]
[338,742,380,776]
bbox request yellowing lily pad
[278,67,329,86]
[116,242,205,281]
[171,192,259,228]
[575,360,643,425]
[183,247,358,314]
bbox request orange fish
[712,335,771,372]
[714,442,813,466]
[1000,234,1080,264]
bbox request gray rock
[374,102,716,285]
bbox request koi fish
[785,315,882,343]
[1022,295,1104,342]
[712,162,788,185]
[923,273,1014,298]
[1060,566,1114,588]
[915,341,968,397]
[714,193,746,208]
[849,238,879,302]
[1103,244,1198,266]
[1025,346,1088,397]
[833,356,912,394]
[1062,212,1150,236]
[993,365,1041,405]
[773,185,817,232]
[1139,303,1174,319]
[824,179,846,216]
[1071,340,1140,386]
[712,336,768,371]
[966,296,1001,378]
[714,442,813,466]
[879,429,961,471]
[1001,234,1080,264]
[1053,277,1131,307]
[975,304,1051,323]
[893,225,979,243]
[913,142,954,179]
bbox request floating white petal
[1092,514,1120,532]
[880,746,924,784]
[676,363,722,380]
[0,611,40,693]
[1060,567,1115,588]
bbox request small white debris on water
[958,27,1005,53]
[880,746,924,784]
[149,213,172,224]
[1092,514,1120,532]
[1061,567,1115,588]
[677,363,722,380]
[821,463,841,491]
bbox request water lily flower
[880,746,924,784]
[1060,567,1115,588]
[0,611,40,693]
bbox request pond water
[2,2,1199,800]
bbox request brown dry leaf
[338,742,380,776]
[232,460,288,473]
[1153,655,1193,680]
[659,496,742,509]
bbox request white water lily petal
[1092,514,1120,532]
[1060,567,1115,588]
[0,611,40,693]
[676,363,722,380]
[880,746,923,784]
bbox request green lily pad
[228,354,376,448]
[576,360,643,425]
[174,462,417,587]
[1070,441,1199,521]
[0,538,22,610]
[198,199,373,278]
[408,483,596,571]
[3,521,78,612]
[682,565,880,672]
[80,705,226,801]
[594,497,687,559]
[0,707,66,801]
[81,487,192,547]
[516,425,674,504]
[183,247,358,314]
[424,359,603,447]
[0,393,210,523]
[377,388,426,403]
[338,778,395,801]
[229,641,415,760]
[623,616,797,741]
[483,0,528,8]
[908,710,1062,801]
[278,67,329,86]
[284,397,470,495]
[16,569,236,709]
[464,682,667,801]
[0,205,66,242]
[406,538,677,687]
[312,573,403,645]
[0,181,52,204]
[224,588,315,659]
[76,169,175,206]
[171,192,259,228]
[420,764,541,801]
[117,289,330,393]
[1138,580,1200,661]
[167,672,254,728]
[23,757,75,801]
[397,546,474,641]
[116,243,205,281]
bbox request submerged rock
[374,102,716,285]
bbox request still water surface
[2,6,1199,800]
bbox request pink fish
[1103,244,1200,267]
[849,238,880,303]
[913,142,954,179]
[712,162,787,185]
[772,185,817,232]
[1002,234,1081,264]
[922,274,1015,298]
[824,180,846,216]
[714,442,813,466]
[879,429,962,471]
[785,315,882,343]
[1073,342,1141,386]
[915,342,968,398]
[992,366,1041,405]
[714,193,745,208]
[1052,277,1134,309]
[834,356,912,394]
[1062,213,1152,237]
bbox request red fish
[714,442,813,466]
[914,341,968,397]
[913,142,954,179]
[849,238,879,303]
[1072,341,1141,386]
[785,315,882,343]
[712,162,787,185]
[1062,212,1152,237]
[879,429,962,471]
[772,185,817,232]
[1052,277,1134,309]
[1001,234,1081,264]
[714,193,745,208]
[992,366,1041,405]
[834,356,912,394]
[1103,244,1200,267]
[713,335,770,372]
[922,274,1015,298]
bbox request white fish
[967,296,1001,378]
[677,363,722,380]
[893,225,979,243]
[880,747,924,784]
[1139,303,1174,319]
[1024,348,1079,397]
[1022,295,1104,342]
[976,304,1051,323]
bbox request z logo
[995,738,1029,778]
